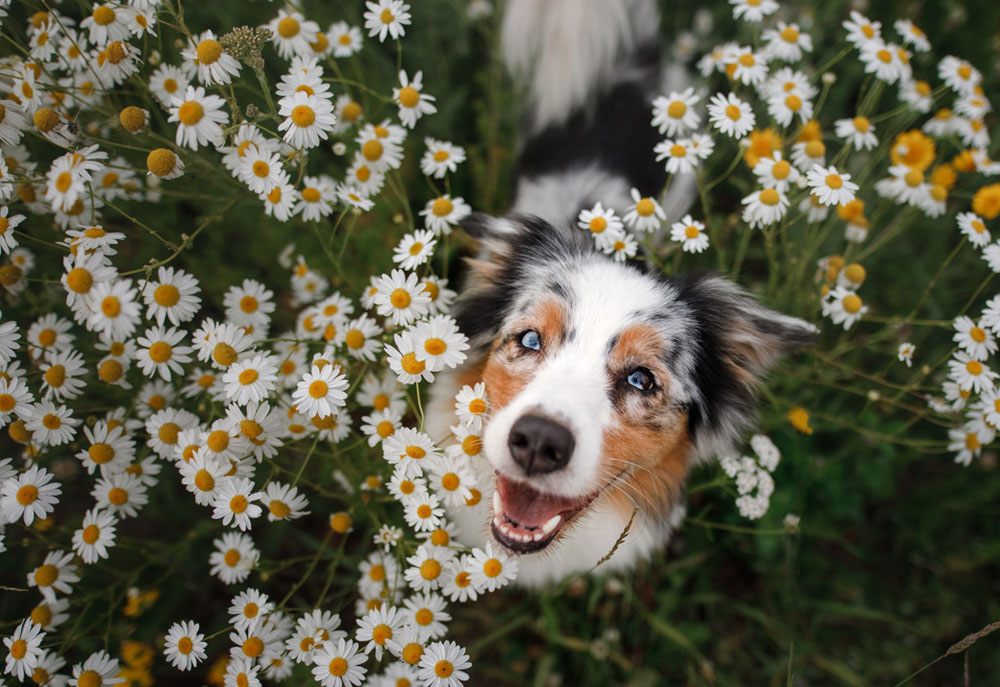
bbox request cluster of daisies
[0,0,519,684]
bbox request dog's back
[502,0,694,229]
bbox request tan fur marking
[602,415,691,518]
[608,323,663,370]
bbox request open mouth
[490,472,598,553]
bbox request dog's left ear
[670,273,817,457]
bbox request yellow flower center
[178,101,204,126]
[424,337,446,355]
[780,26,799,42]
[44,364,66,388]
[277,16,300,38]
[759,189,780,206]
[252,160,270,178]
[238,369,259,385]
[242,637,264,658]
[56,171,73,193]
[93,5,115,25]
[308,380,329,398]
[958,65,972,80]
[738,53,755,67]
[420,559,441,580]
[589,217,607,233]
[42,413,61,430]
[417,504,432,518]
[196,39,222,65]
[213,342,238,367]
[669,143,686,157]
[345,330,366,349]
[966,360,984,375]
[148,341,172,363]
[381,8,395,23]
[82,524,100,544]
[785,94,802,111]
[77,671,102,687]
[269,500,291,518]
[372,624,393,645]
[328,657,348,676]
[971,327,987,343]
[342,101,362,122]
[362,140,384,161]
[17,484,38,505]
[99,359,123,383]
[108,487,128,505]
[725,104,742,120]
[685,225,700,239]
[291,105,315,127]
[398,86,420,108]
[390,288,411,308]
[804,140,825,158]
[146,148,177,177]
[376,420,395,437]
[825,174,843,190]
[207,430,230,453]
[302,187,321,203]
[435,660,454,678]
[89,442,115,464]
[842,294,863,314]
[34,564,58,587]
[483,559,502,577]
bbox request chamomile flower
[0,206,25,255]
[418,641,471,687]
[421,195,471,236]
[229,589,273,633]
[655,138,699,174]
[337,183,375,211]
[623,188,666,233]
[269,9,320,60]
[954,316,997,361]
[93,471,148,518]
[670,215,710,252]
[212,478,263,531]
[843,11,882,48]
[136,325,192,381]
[342,316,382,362]
[957,211,991,248]
[651,88,701,136]
[401,593,451,642]
[261,180,298,221]
[373,270,432,326]
[388,467,428,503]
[578,202,624,251]
[454,383,488,430]
[898,342,916,367]
[394,70,437,129]
[822,286,867,330]
[81,3,131,45]
[763,22,812,62]
[293,364,349,419]
[149,63,190,109]
[361,408,403,446]
[806,165,859,207]
[239,146,285,195]
[728,46,768,86]
[27,598,71,632]
[77,419,135,476]
[427,456,475,507]
[421,138,466,178]
[3,618,45,681]
[179,447,228,506]
[224,279,275,332]
[1,465,61,525]
[467,543,517,592]
[939,55,981,96]
[835,116,878,150]
[753,153,799,192]
[28,550,79,604]
[210,532,259,585]
[330,21,363,58]
[412,315,469,371]
[767,90,813,126]
[393,230,437,270]
[383,427,442,477]
[223,354,278,406]
[729,0,778,23]
[169,86,228,150]
[403,491,445,532]
[894,19,930,52]
[386,332,436,384]
[39,348,87,401]
[365,0,411,42]
[261,482,309,522]
[859,41,905,84]
[356,605,404,660]
[0,376,33,427]
[163,620,207,671]
[707,92,755,138]
[225,655,262,687]
[72,507,117,564]
[311,638,367,687]
[742,187,789,228]
[278,91,337,149]
[900,79,933,113]
[25,401,80,446]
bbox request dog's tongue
[495,473,587,528]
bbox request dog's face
[455,214,814,554]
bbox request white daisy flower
[28,550,79,604]
[169,86,228,150]
[210,532,259,585]
[212,478,263,531]
[939,55,981,96]
[179,447,229,506]
[403,491,445,532]
[373,270,432,326]
[224,279,275,332]
[898,342,915,367]
[578,202,624,251]
[651,87,701,137]
[262,180,299,221]
[394,70,437,128]
[670,215,710,253]
[411,315,469,371]
[383,427,443,477]
[223,354,278,406]
[136,325,193,381]
[3,618,45,681]
[164,620,207,671]
[859,41,905,85]
[229,588,273,633]
[149,63,190,108]
[0,376,33,427]
[753,153,799,192]
[622,187,666,233]
[454,382,488,430]
[467,543,517,592]
[92,471,148,518]
[957,211,991,248]
[80,4,131,46]
[356,605,405,660]
[427,456,475,507]
[417,640,471,687]
[88,278,142,341]
[419,194,470,236]
[77,419,135,476]
[342,316,382,362]
[742,187,789,229]
[421,138,466,178]
[402,592,451,641]
[0,206,25,255]
[330,21,364,58]
[311,638,367,687]
[268,8,320,59]
[337,184,375,211]
[278,91,337,149]
[25,401,81,446]
[393,230,437,270]
[2,465,61,525]
[261,481,309,522]
[806,164,859,207]
[365,0,411,42]
[293,364,349,419]
[239,146,285,195]
[707,92,755,138]
[654,138,699,175]
[894,19,930,52]
[821,286,867,330]
[762,22,812,62]
[386,331,436,384]
[71,507,117,564]
[953,316,997,361]
[225,655,262,687]
[729,0,778,23]
[843,11,882,47]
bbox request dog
[426,0,814,587]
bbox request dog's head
[454,213,815,553]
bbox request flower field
[1,0,999,685]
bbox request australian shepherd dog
[427,0,815,587]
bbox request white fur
[513,164,634,231]
[502,0,660,133]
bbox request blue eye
[627,368,654,391]
[520,330,541,351]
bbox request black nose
[507,414,575,475]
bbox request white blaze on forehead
[483,259,692,499]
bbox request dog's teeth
[499,523,511,535]
[521,532,532,543]
[541,515,562,535]
[533,531,544,541]
[493,516,501,527]
[492,491,502,514]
